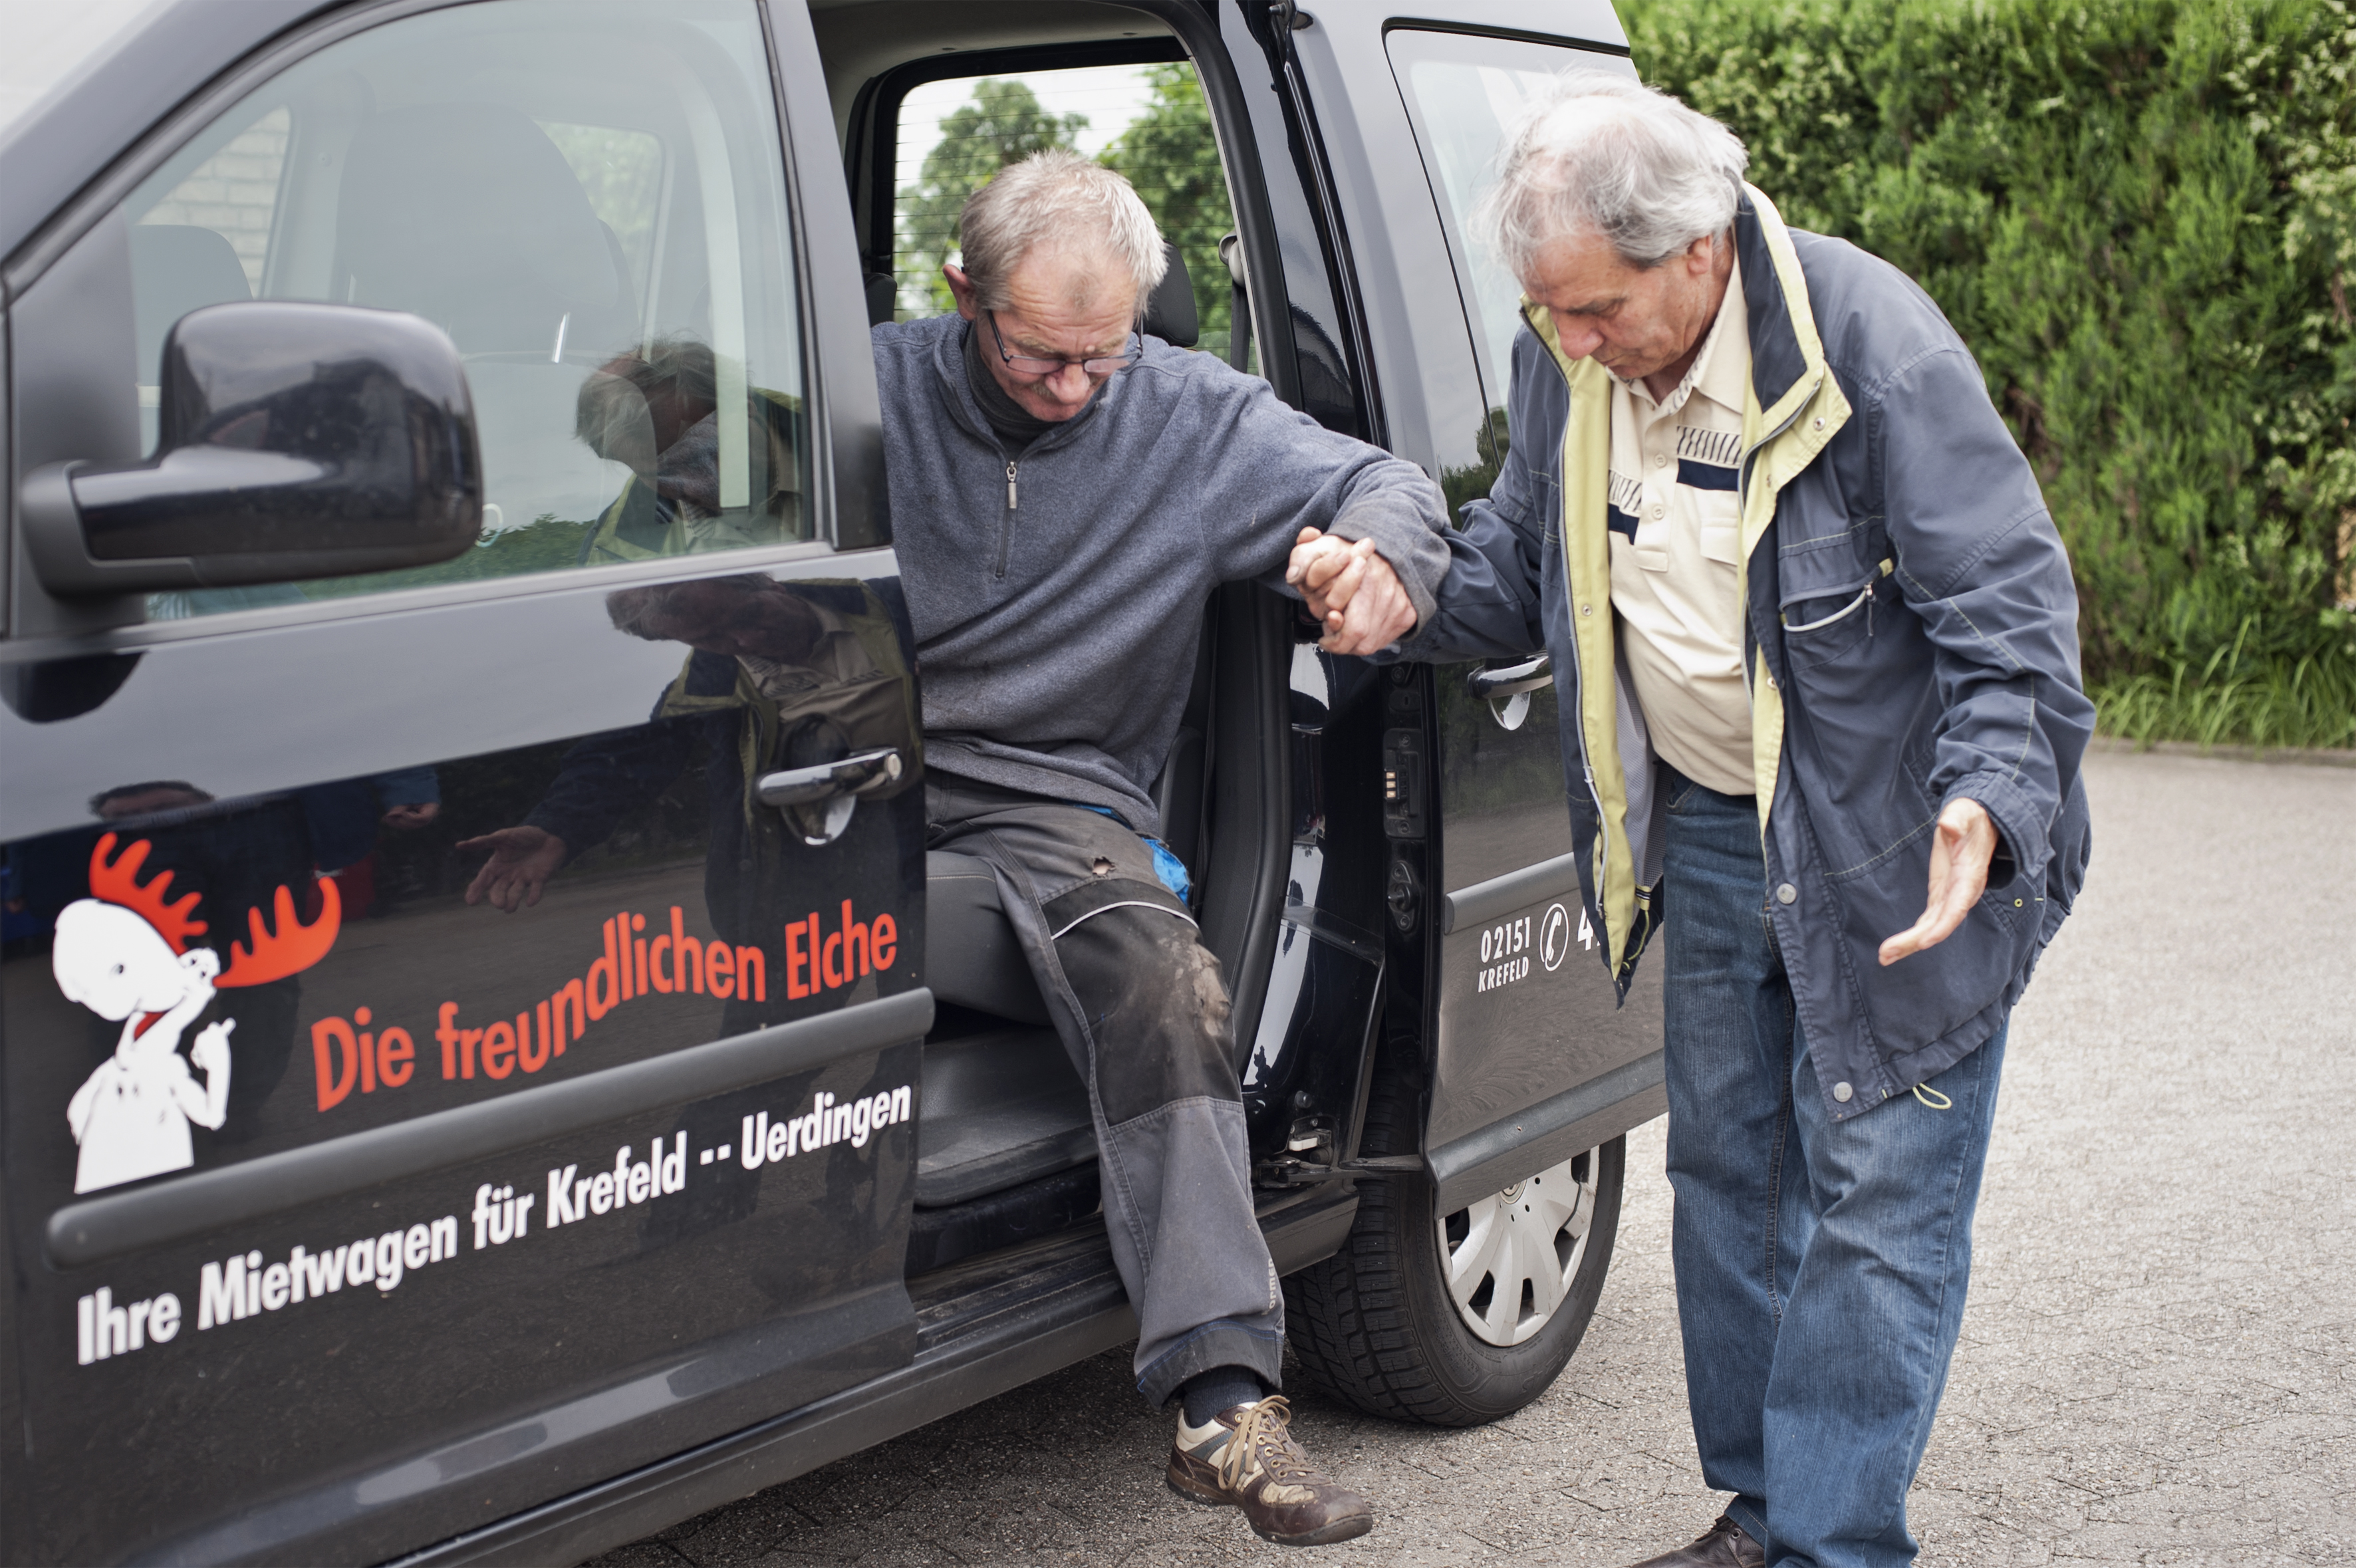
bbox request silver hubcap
[1437,1148,1600,1346]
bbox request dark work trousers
[925,776,1283,1406]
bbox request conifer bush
[1624,0,2356,745]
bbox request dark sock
[1180,1366,1265,1426]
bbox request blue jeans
[1660,773,2006,1567]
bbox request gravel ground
[595,747,2356,1567]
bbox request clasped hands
[1285,527,1417,654]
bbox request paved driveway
[595,747,2356,1566]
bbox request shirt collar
[1694,261,1750,416]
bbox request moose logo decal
[53,834,340,1194]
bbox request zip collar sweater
[872,312,1454,831]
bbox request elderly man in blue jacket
[1297,76,2093,1568]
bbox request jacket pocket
[1829,839,2040,1048]
[1784,582,1870,633]
[1779,579,1875,669]
[1779,557,1892,671]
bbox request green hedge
[1623,0,2356,746]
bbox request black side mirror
[21,301,481,597]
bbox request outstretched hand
[1286,527,1418,655]
[458,825,569,912]
[1878,799,1997,966]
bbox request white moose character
[53,833,340,1194]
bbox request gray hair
[958,149,1168,311]
[1474,74,1749,275]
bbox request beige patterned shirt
[1606,265,1754,797]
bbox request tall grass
[2093,617,2356,749]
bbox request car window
[890,61,1243,362]
[120,0,809,620]
[1386,31,1630,421]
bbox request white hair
[958,149,1168,311]
[1474,74,1750,275]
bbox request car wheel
[1285,1067,1625,1426]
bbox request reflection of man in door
[572,338,805,563]
[457,575,920,1035]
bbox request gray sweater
[874,314,1452,831]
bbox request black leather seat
[926,850,1050,1025]
[926,722,1203,1025]
[1142,242,1197,346]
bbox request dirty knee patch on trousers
[1052,899,1238,1124]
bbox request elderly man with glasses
[868,149,1452,1547]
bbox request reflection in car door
[0,1,921,1562]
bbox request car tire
[1285,1066,1625,1426]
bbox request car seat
[334,103,637,358]
[128,224,252,386]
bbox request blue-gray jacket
[1408,187,2093,1120]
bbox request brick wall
[138,108,291,294]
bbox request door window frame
[853,37,1190,287]
[2,0,850,654]
[1379,23,1636,419]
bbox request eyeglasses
[984,310,1142,378]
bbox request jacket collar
[1732,184,1827,440]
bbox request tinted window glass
[1386,31,1633,419]
[122,0,810,618]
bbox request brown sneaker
[1165,1396,1374,1546]
[1628,1514,1766,1568]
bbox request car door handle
[1466,655,1553,700]
[1467,656,1553,733]
[756,748,906,808]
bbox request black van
[0,0,1660,1560]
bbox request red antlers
[86,833,340,985]
[217,878,341,989]
[88,834,206,954]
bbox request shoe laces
[1216,1396,1317,1494]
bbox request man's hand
[1287,528,1418,655]
[382,801,440,831]
[458,825,569,912]
[1878,799,1998,966]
